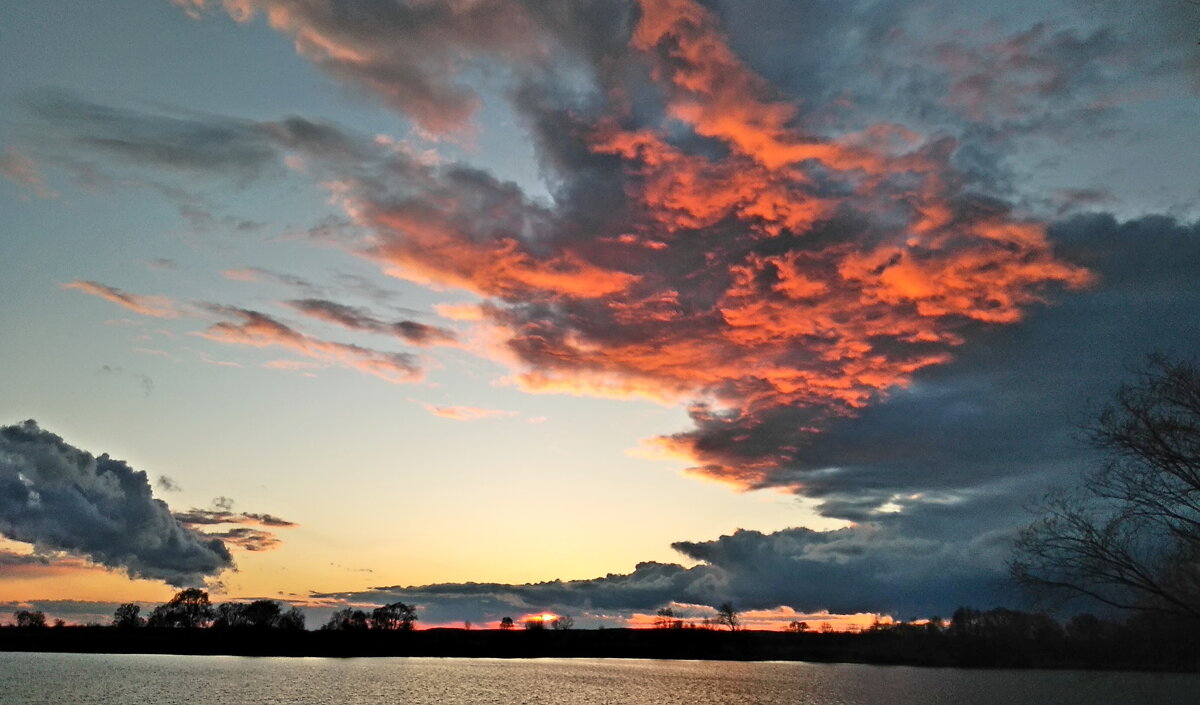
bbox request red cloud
[181,0,1094,494]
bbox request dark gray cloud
[0,600,128,627]
[170,496,298,551]
[26,92,374,179]
[173,508,296,528]
[200,527,283,552]
[28,92,277,176]
[198,304,424,383]
[95,365,154,397]
[156,475,182,492]
[0,421,233,586]
[192,0,635,134]
[664,214,1200,519]
[287,298,456,345]
[224,267,323,296]
[0,549,54,570]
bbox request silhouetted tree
[1012,356,1200,620]
[112,603,144,629]
[551,614,574,630]
[13,610,46,628]
[147,588,214,628]
[371,602,417,631]
[654,607,683,629]
[212,600,293,629]
[523,617,546,630]
[322,608,369,631]
[785,620,809,633]
[213,602,250,629]
[498,616,514,630]
[277,606,305,631]
[715,602,740,631]
[243,600,283,628]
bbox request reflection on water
[2,652,1197,705]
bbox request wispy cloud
[288,298,457,346]
[174,504,298,553]
[64,280,181,318]
[416,401,517,421]
[0,148,57,199]
[199,305,423,384]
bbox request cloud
[27,92,379,188]
[0,599,145,627]
[30,92,278,176]
[156,475,182,492]
[0,148,57,198]
[416,402,517,421]
[200,527,283,552]
[40,0,1199,619]
[95,365,155,397]
[105,1,1190,510]
[173,508,296,528]
[661,214,1200,522]
[184,0,564,135]
[315,507,1014,625]
[172,499,297,553]
[0,420,233,586]
[65,281,181,319]
[199,305,424,383]
[287,298,457,346]
[299,0,1092,495]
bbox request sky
[0,0,1198,629]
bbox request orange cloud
[417,401,517,421]
[367,210,639,300]
[64,280,181,318]
[433,302,484,321]
[232,0,1093,493]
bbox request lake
[2,652,1196,704]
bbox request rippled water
[2,652,1197,704]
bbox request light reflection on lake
[2,652,1197,704]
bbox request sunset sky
[1,0,1198,629]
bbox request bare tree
[1012,356,1200,620]
[714,602,740,631]
[654,607,682,629]
[551,614,574,630]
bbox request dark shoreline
[2,627,1197,672]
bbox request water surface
[2,652,1195,704]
